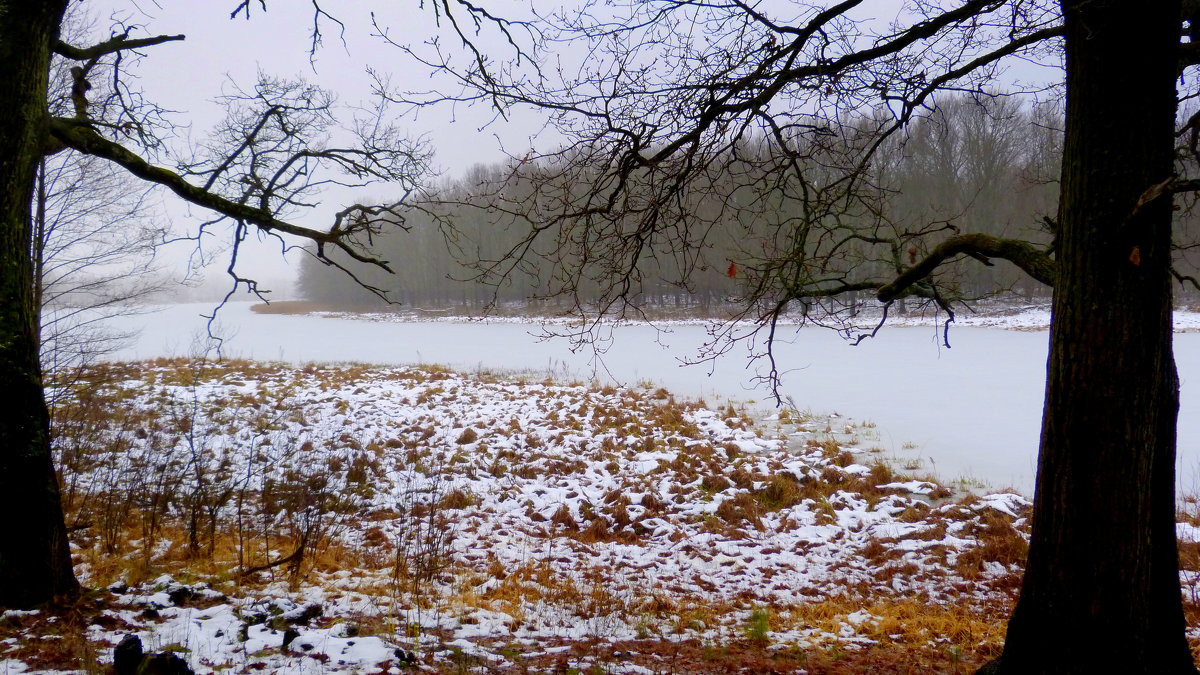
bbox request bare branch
[49,117,401,273]
[53,33,184,61]
[877,233,1055,302]
[229,1,267,20]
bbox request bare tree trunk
[0,0,79,608]
[32,159,46,341]
[987,1,1194,671]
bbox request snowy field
[95,302,1200,495]
[11,302,1200,673]
[14,359,1035,673]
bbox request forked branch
[49,118,397,273]
[877,234,1056,302]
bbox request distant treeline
[297,96,1200,313]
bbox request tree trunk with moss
[0,0,78,608]
[986,1,1195,671]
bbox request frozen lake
[96,303,1200,496]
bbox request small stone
[284,602,322,625]
[140,651,194,675]
[282,627,301,649]
[112,634,143,675]
[167,586,194,606]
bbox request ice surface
[95,303,1200,495]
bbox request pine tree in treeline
[296,95,1200,314]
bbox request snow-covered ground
[11,359,1034,673]
[92,302,1200,495]
[14,300,1200,672]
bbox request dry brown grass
[0,598,112,674]
[42,357,1200,673]
[249,301,385,315]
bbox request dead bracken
[10,358,1200,672]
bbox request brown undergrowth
[15,358,1200,672]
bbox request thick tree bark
[986,1,1195,672]
[0,0,79,607]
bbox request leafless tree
[392,1,1060,369]
[35,8,170,401]
[0,0,523,609]
[34,149,167,404]
[384,1,1200,672]
[297,97,1061,319]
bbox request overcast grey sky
[79,1,1061,296]
[83,0,550,291]
[94,0,542,170]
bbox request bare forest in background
[298,95,1181,316]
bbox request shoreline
[245,299,1200,333]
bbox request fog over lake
[98,303,1200,496]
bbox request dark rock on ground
[113,634,143,675]
[111,634,195,675]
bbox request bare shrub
[392,463,459,596]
